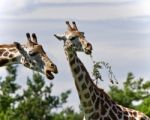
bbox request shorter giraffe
[0,33,58,80]
[54,21,150,120]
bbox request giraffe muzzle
[53,67,58,74]
[85,43,92,55]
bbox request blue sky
[0,0,150,112]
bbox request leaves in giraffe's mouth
[90,54,118,85]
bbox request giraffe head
[14,33,58,80]
[54,21,92,54]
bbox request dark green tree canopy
[108,72,150,117]
[0,66,149,119]
[0,65,83,120]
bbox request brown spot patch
[94,88,99,95]
[78,74,83,82]
[123,115,129,120]
[89,112,100,119]
[118,111,123,119]
[82,100,92,108]
[109,110,118,120]
[89,85,93,93]
[124,110,129,115]
[3,52,9,56]
[84,92,90,99]
[129,116,136,120]
[87,100,92,106]
[95,98,100,109]
[11,57,17,62]
[85,107,93,113]
[92,93,96,103]
[132,111,137,117]
[69,58,75,66]
[85,74,89,85]
[112,105,118,113]
[0,59,9,66]
[82,101,88,107]
[9,48,17,52]
[69,53,73,58]
[73,66,80,74]
[104,116,110,120]
[0,44,15,48]
[116,105,122,112]
[81,83,87,90]
[101,101,107,115]
[9,54,14,58]
[24,62,30,67]
[0,49,6,56]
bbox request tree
[108,72,150,117]
[0,65,83,120]
[53,107,83,120]
[0,65,20,120]
[12,72,72,120]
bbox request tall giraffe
[0,33,57,80]
[54,21,150,120]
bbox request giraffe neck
[65,49,149,120]
[65,49,104,119]
[0,44,21,66]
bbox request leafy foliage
[2,65,149,119]
[0,65,83,120]
[108,72,150,117]
[92,60,118,85]
[53,107,83,120]
[0,65,20,113]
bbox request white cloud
[0,0,150,20]
[38,0,135,3]
[0,0,27,13]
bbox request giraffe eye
[70,36,76,41]
[29,51,38,56]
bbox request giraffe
[0,33,58,80]
[54,21,150,120]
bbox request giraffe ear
[54,34,66,41]
[14,42,22,50]
[72,21,78,30]
[32,33,38,44]
[66,21,73,31]
[14,42,27,58]
[26,33,33,46]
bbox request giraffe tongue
[46,71,54,80]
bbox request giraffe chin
[46,71,54,80]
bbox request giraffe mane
[0,44,16,48]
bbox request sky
[0,0,150,112]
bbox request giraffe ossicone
[0,33,58,80]
[54,21,149,120]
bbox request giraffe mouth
[85,49,92,55]
[84,43,92,54]
[46,70,54,80]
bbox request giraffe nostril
[50,63,55,68]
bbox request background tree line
[0,65,149,120]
